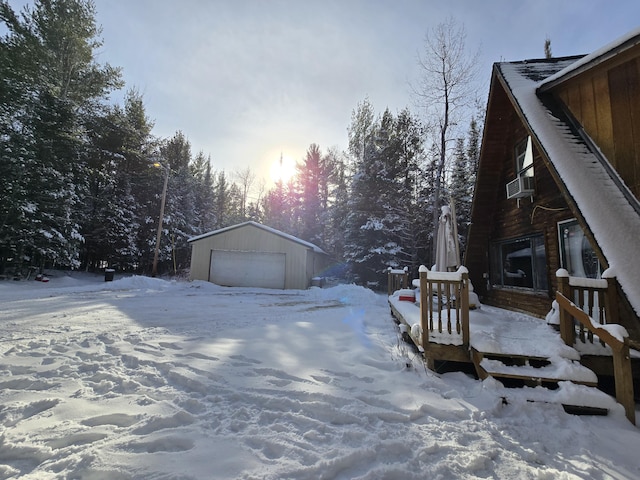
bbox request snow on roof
[539,27,640,91]
[498,54,640,317]
[188,221,327,255]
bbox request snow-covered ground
[1,273,639,479]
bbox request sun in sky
[270,154,297,184]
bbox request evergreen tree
[298,144,323,244]
[389,108,425,273]
[462,116,480,260]
[214,171,230,228]
[190,151,216,233]
[82,89,155,271]
[324,148,349,259]
[262,155,298,234]
[158,131,195,274]
[344,106,424,285]
[415,143,440,268]
[449,137,469,256]
[344,101,380,284]
[544,37,553,59]
[0,0,121,274]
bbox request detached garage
[188,221,331,290]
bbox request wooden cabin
[387,29,640,423]
[465,28,640,347]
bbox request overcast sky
[10,0,640,185]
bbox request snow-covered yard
[1,273,639,479]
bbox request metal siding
[209,250,285,289]
[189,224,311,289]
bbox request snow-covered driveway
[0,275,638,479]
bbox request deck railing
[419,266,470,349]
[556,271,618,347]
[555,270,635,425]
[387,267,409,296]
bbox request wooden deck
[387,268,638,422]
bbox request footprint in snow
[46,432,109,449]
[81,413,139,428]
[229,354,262,366]
[124,435,195,453]
[177,352,219,362]
[132,411,195,435]
[0,379,60,391]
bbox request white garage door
[209,250,286,289]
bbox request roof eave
[538,31,640,93]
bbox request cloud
[93,0,640,182]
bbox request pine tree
[344,106,424,285]
[461,116,480,260]
[449,137,469,256]
[0,0,121,274]
[344,101,382,284]
[325,149,350,259]
[214,171,231,228]
[158,131,195,274]
[82,90,155,271]
[191,151,216,233]
[298,144,323,244]
[544,37,553,59]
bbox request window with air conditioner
[506,136,535,199]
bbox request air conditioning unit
[506,175,535,199]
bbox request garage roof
[188,221,327,255]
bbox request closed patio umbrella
[434,202,460,272]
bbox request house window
[558,219,601,278]
[490,235,548,291]
[515,136,534,177]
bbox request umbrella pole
[449,197,460,269]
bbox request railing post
[461,272,470,348]
[604,275,619,326]
[613,339,636,425]
[556,271,574,346]
[419,267,429,349]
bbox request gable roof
[188,221,327,255]
[494,30,640,317]
[539,26,640,92]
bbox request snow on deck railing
[555,269,616,327]
[421,265,468,282]
[555,291,634,424]
[555,270,635,424]
[419,266,470,348]
[387,266,409,296]
[568,277,608,289]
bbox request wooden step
[471,348,598,387]
[478,358,598,386]
[498,381,615,416]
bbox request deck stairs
[470,347,612,415]
[388,268,634,421]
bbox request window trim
[557,218,602,279]
[515,136,534,177]
[490,234,548,292]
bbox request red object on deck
[398,289,415,302]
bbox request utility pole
[152,163,169,277]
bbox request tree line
[1,1,481,284]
